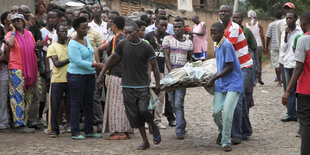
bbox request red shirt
[295,32,310,95]
[224,20,253,69]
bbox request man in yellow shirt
[46,24,70,138]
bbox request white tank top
[246,22,262,46]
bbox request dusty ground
[0,64,300,155]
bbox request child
[207,22,243,152]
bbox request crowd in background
[0,1,310,153]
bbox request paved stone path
[0,64,300,155]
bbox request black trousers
[122,87,153,128]
[297,93,310,155]
[164,92,176,122]
[50,82,70,134]
[68,73,95,136]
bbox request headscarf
[248,10,256,25]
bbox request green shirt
[293,33,303,50]
[243,27,257,52]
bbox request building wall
[0,0,36,14]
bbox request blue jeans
[249,49,257,84]
[213,91,240,147]
[168,89,186,134]
[67,73,96,136]
[232,67,254,139]
[284,68,297,119]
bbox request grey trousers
[93,75,104,125]
[28,75,39,126]
[0,80,9,127]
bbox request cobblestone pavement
[0,64,300,155]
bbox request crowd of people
[0,1,309,154]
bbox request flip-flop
[223,146,232,152]
[153,134,161,144]
[72,135,85,140]
[85,133,102,138]
[137,143,150,150]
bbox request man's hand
[262,47,267,54]
[206,77,215,87]
[282,92,290,106]
[97,75,104,89]
[154,84,160,95]
[9,24,16,33]
[266,47,270,56]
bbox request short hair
[220,5,233,13]
[144,17,151,26]
[301,11,310,23]
[113,16,125,29]
[1,11,10,25]
[48,9,64,19]
[110,10,120,16]
[140,14,148,21]
[56,23,68,32]
[155,7,165,14]
[72,16,87,29]
[211,22,225,32]
[135,20,147,28]
[233,10,243,18]
[0,26,4,39]
[174,17,184,26]
[126,22,139,31]
[287,11,298,20]
[92,4,103,11]
[275,10,282,19]
[79,10,91,20]
[156,16,168,24]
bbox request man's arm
[191,23,206,36]
[51,55,69,68]
[282,61,303,106]
[206,62,234,87]
[276,20,282,48]
[163,48,172,72]
[94,43,109,63]
[266,37,271,52]
[98,53,119,82]
[149,58,160,94]
[258,23,266,53]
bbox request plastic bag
[148,88,160,110]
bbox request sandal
[153,134,161,144]
[85,133,102,138]
[137,143,150,150]
[216,133,222,145]
[223,146,232,152]
[72,135,85,140]
[176,133,185,140]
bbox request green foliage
[216,0,310,18]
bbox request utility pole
[233,0,239,11]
